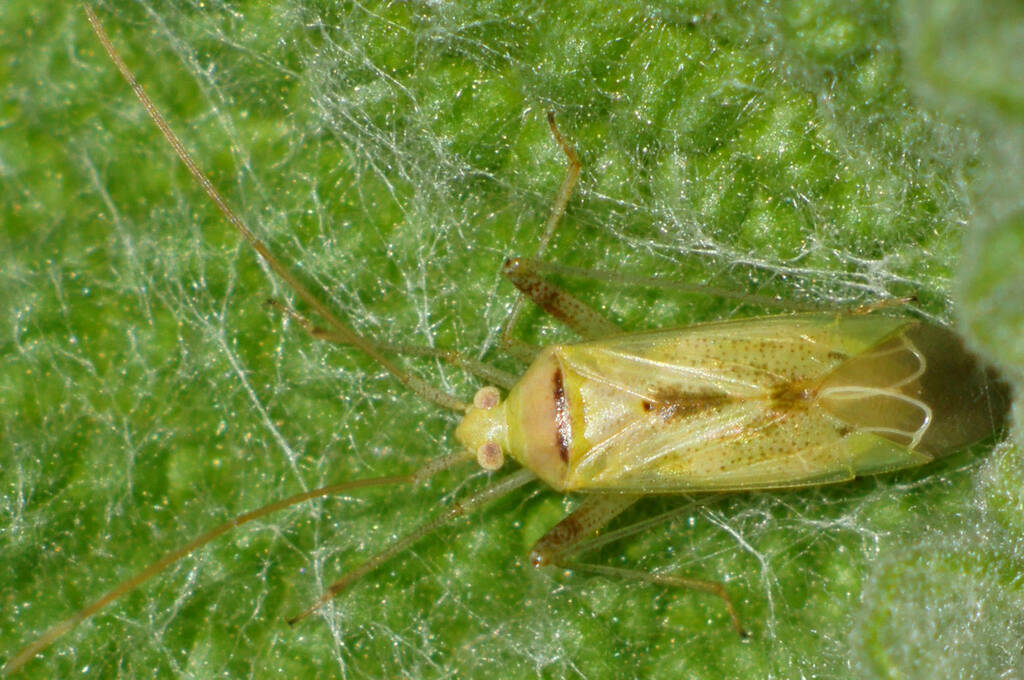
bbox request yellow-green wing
[556,313,928,492]
[565,313,909,400]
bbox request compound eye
[472,386,501,410]
[475,442,504,471]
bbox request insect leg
[846,296,917,315]
[287,468,535,625]
[1,452,471,676]
[567,563,746,638]
[502,257,622,339]
[265,299,518,389]
[528,494,640,569]
[499,112,583,356]
[530,495,747,637]
[503,259,820,312]
[83,4,468,413]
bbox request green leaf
[2,1,1020,678]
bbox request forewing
[558,314,922,492]
[565,314,910,401]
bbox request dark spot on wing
[646,387,732,421]
[769,380,815,411]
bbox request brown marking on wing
[646,387,733,422]
[769,380,816,412]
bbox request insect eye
[476,442,504,471]
[473,386,501,410]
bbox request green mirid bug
[2,6,1012,675]
[459,311,1008,496]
